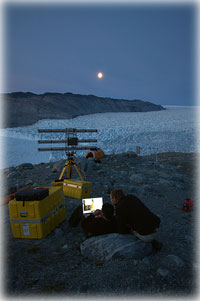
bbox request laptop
[82,197,103,217]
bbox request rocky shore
[1,152,199,299]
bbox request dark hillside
[2,92,165,128]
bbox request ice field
[0,106,198,169]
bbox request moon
[97,72,103,79]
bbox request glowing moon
[97,72,103,79]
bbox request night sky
[4,2,196,106]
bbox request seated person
[110,189,162,251]
[69,203,117,238]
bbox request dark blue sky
[4,3,196,105]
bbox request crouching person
[110,189,162,251]
[69,203,117,238]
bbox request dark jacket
[115,195,160,235]
[81,215,117,237]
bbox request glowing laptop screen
[82,197,103,215]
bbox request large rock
[6,171,22,180]
[17,163,34,170]
[80,233,152,261]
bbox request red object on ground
[182,198,193,212]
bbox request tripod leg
[59,161,69,180]
[74,163,84,181]
[66,163,72,179]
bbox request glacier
[0,106,199,169]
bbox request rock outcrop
[2,92,165,128]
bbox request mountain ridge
[2,92,165,128]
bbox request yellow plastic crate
[63,179,91,199]
[9,186,66,239]
[51,180,63,187]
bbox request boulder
[25,179,33,186]
[18,163,33,170]
[80,233,152,261]
[7,171,22,180]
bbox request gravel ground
[0,152,199,300]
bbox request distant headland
[2,92,165,128]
